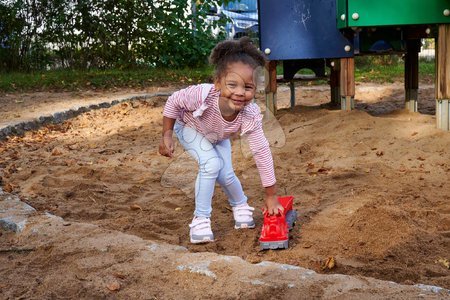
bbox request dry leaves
[436,258,450,269]
[130,204,142,211]
[321,256,336,270]
[3,183,14,193]
[106,281,121,291]
[51,147,63,156]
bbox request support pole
[330,59,341,107]
[405,40,420,112]
[289,80,295,109]
[340,58,355,111]
[436,24,450,131]
[265,60,278,114]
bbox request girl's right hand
[159,136,174,158]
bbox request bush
[0,0,225,71]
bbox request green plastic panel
[337,0,450,28]
[336,0,347,28]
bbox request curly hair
[209,37,266,81]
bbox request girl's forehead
[224,64,256,84]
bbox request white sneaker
[232,203,255,229]
[189,217,214,244]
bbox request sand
[0,81,449,291]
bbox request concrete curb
[0,92,173,141]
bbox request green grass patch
[275,57,435,84]
[0,67,214,93]
[0,58,436,93]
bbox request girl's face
[214,61,256,112]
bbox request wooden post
[405,40,420,112]
[289,80,295,109]
[436,24,450,131]
[340,58,355,111]
[265,60,278,114]
[330,59,341,107]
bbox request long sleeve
[162,85,204,119]
[241,104,276,187]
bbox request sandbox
[0,84,449,294]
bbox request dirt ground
[1,81,449,291]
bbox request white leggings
[174,122,248,217]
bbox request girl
[159,37,282,244]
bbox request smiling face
[214,61,257,115]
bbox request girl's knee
[217,170,237,186]
[200,156,223,177]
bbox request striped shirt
[163,84,276,187]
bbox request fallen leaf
[3,183,13,193]
[51,147,63,156]
[106,281,120,291]
[436,258,450,269]
[175,207,182,211]
[417,157,426,161]
[321,256,336,270]
[130,204,142,211]
[411,132,418,136]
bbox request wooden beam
[265,61,278,114]
[436,24,450,131]
[405,40,420,112]
[330,59,341,106]
[340,58,355,111]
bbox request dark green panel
[336,0,347,28]
[344,0,450,27]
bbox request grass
[276,57,435,85]
[0,66,214,93]
[0,58,436,93]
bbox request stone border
[0,92,173,141]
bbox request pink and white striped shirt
[163,84,276,187]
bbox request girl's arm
[246,127,283,215]
[159,85,204,158]
[159,116,176,158]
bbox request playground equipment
[258,0,450,130]
[259,196,297,250]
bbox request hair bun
[209,37,266,68]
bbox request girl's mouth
[231,99,246,105]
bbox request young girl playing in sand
[159,37,282,244]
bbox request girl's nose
[235,86,245,96]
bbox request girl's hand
[159,136,174,158]
[265,194,284,216]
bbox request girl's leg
[215,139,248,207]
[215,139,255,229]
[174,122,222,218]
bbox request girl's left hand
[264,195,284,215]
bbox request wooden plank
[330,59,340,105]
[340,58,355,97]
[265,61,278,93]
[405,40,420,112]
[436,24,450,100]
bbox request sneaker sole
[190,237,215,244]
[234,224,256,229]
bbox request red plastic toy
[259,196,297,250]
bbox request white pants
[174,122,248,217]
